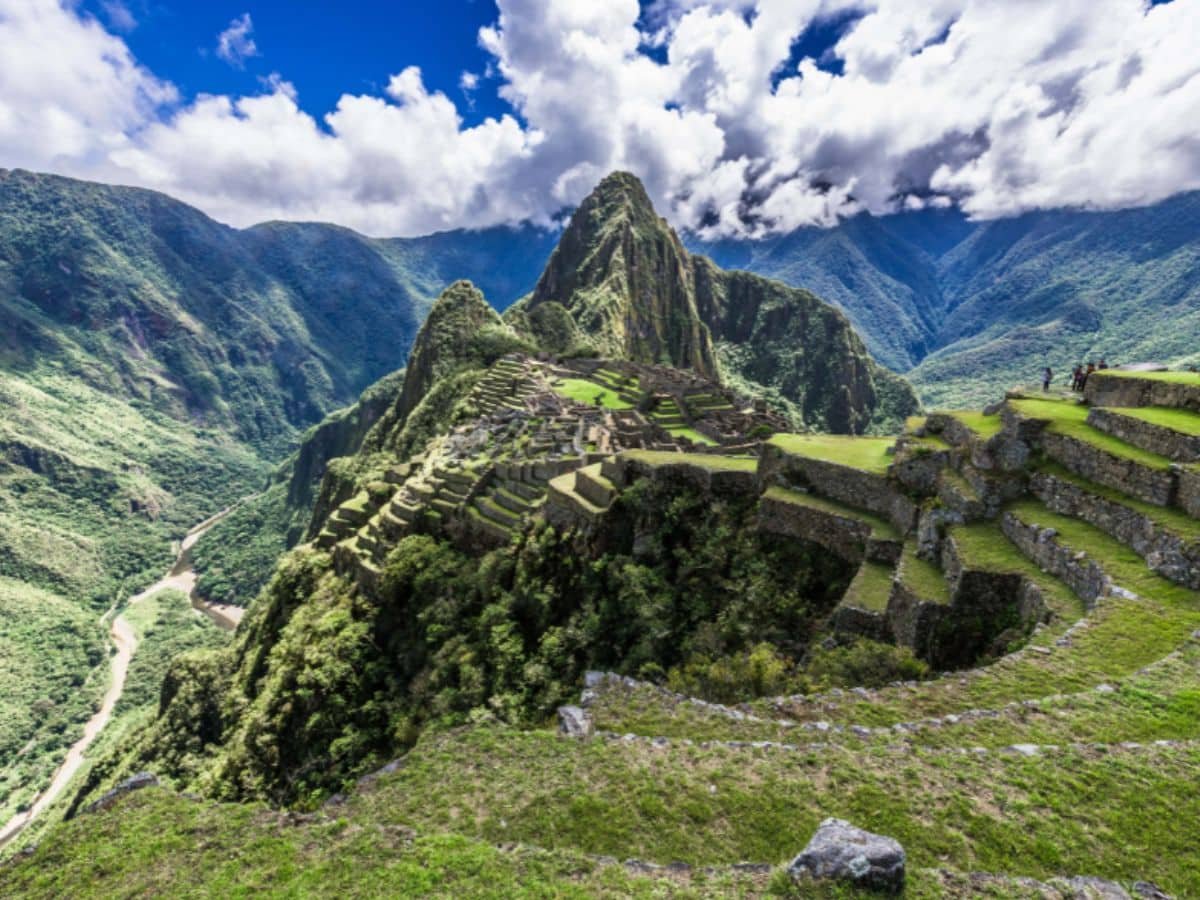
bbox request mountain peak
[523,172,719,377]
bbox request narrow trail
[0,504,243,848]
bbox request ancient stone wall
[1085,373,1200,411]
[1041,432,1176,507]
[1000,513,1110,606]
[758,445,918,535]
[1087,408,1200,462]
[1031,470,1200,589]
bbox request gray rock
[788,817,905,894]
[84,772,159,815]
[557,705,592,738]
[1057,875,1133,899]
[1131,881,1172,899]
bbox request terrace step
[582,637,1200,750]
[830,560,895,641]
[758,485,902,565]
[1086,406,1200,462]
[430,498,457,517]
[1031,465,1200,589]
[475,496,521,529]
[1008,397,1179,508]
[574,464,617,510]
[1002,499,1200,612]
[492,486,532,515]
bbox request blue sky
[79,0,510,126]
[2,1,1195,237]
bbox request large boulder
[788,817,905,894]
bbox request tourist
[1042,366,1053,392]
[1071,365,1084,391]
[1098,358,1109,370]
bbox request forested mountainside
[0,169,552,834]
[6,162,1200,896]
[696,192,1200,407]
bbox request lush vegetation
[116,591,227,716]
[0,578,106,826]
[700,192,1200,408]
[191,484,291,607]
[112,477,851,805]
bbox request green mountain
[0,169,553,828]
[695,193,1200,407]
[510,172,919,434]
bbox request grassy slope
[767,435,895,473]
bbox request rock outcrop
[788,818,906,894]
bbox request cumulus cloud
[215,13,258,69]
[1,0,1198,237]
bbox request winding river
[0,506,243,848]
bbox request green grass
[115,590,227,716]
[1109,406,1200,436]
[591,640,1200,753]
[946,410,1004,439]
[949,522,1039,574]
[841,561,895,612]
[896,543,951,605]
[337,724,1200,895]
[762,486,899,541]
[1097,370,1200,384]
[622,451,758,472]
[666,426,719,446]
[1009,397,1176,470]
[553,379,634,410]
[767,435,895,474]
[2,789,776,898]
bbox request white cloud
[215,13,258,69]
[101,0,136,33]
[1,0,1198,237]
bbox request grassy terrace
[1008,397,1176,469]
[1035,461,1200,541]
[841,560,895,612]
[1097,370,1200,384]
[1007,500,1200,608]
[553,378,633,410]
[946,410,1003,439]
[665,425,718,446]
[1109,405,1200,435]
[762,485,899,541]
[622,450,757,472]
[767,434,895,474]
[587,640,1200,753]
[896,542,951,604]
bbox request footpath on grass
[0,505,241,848]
